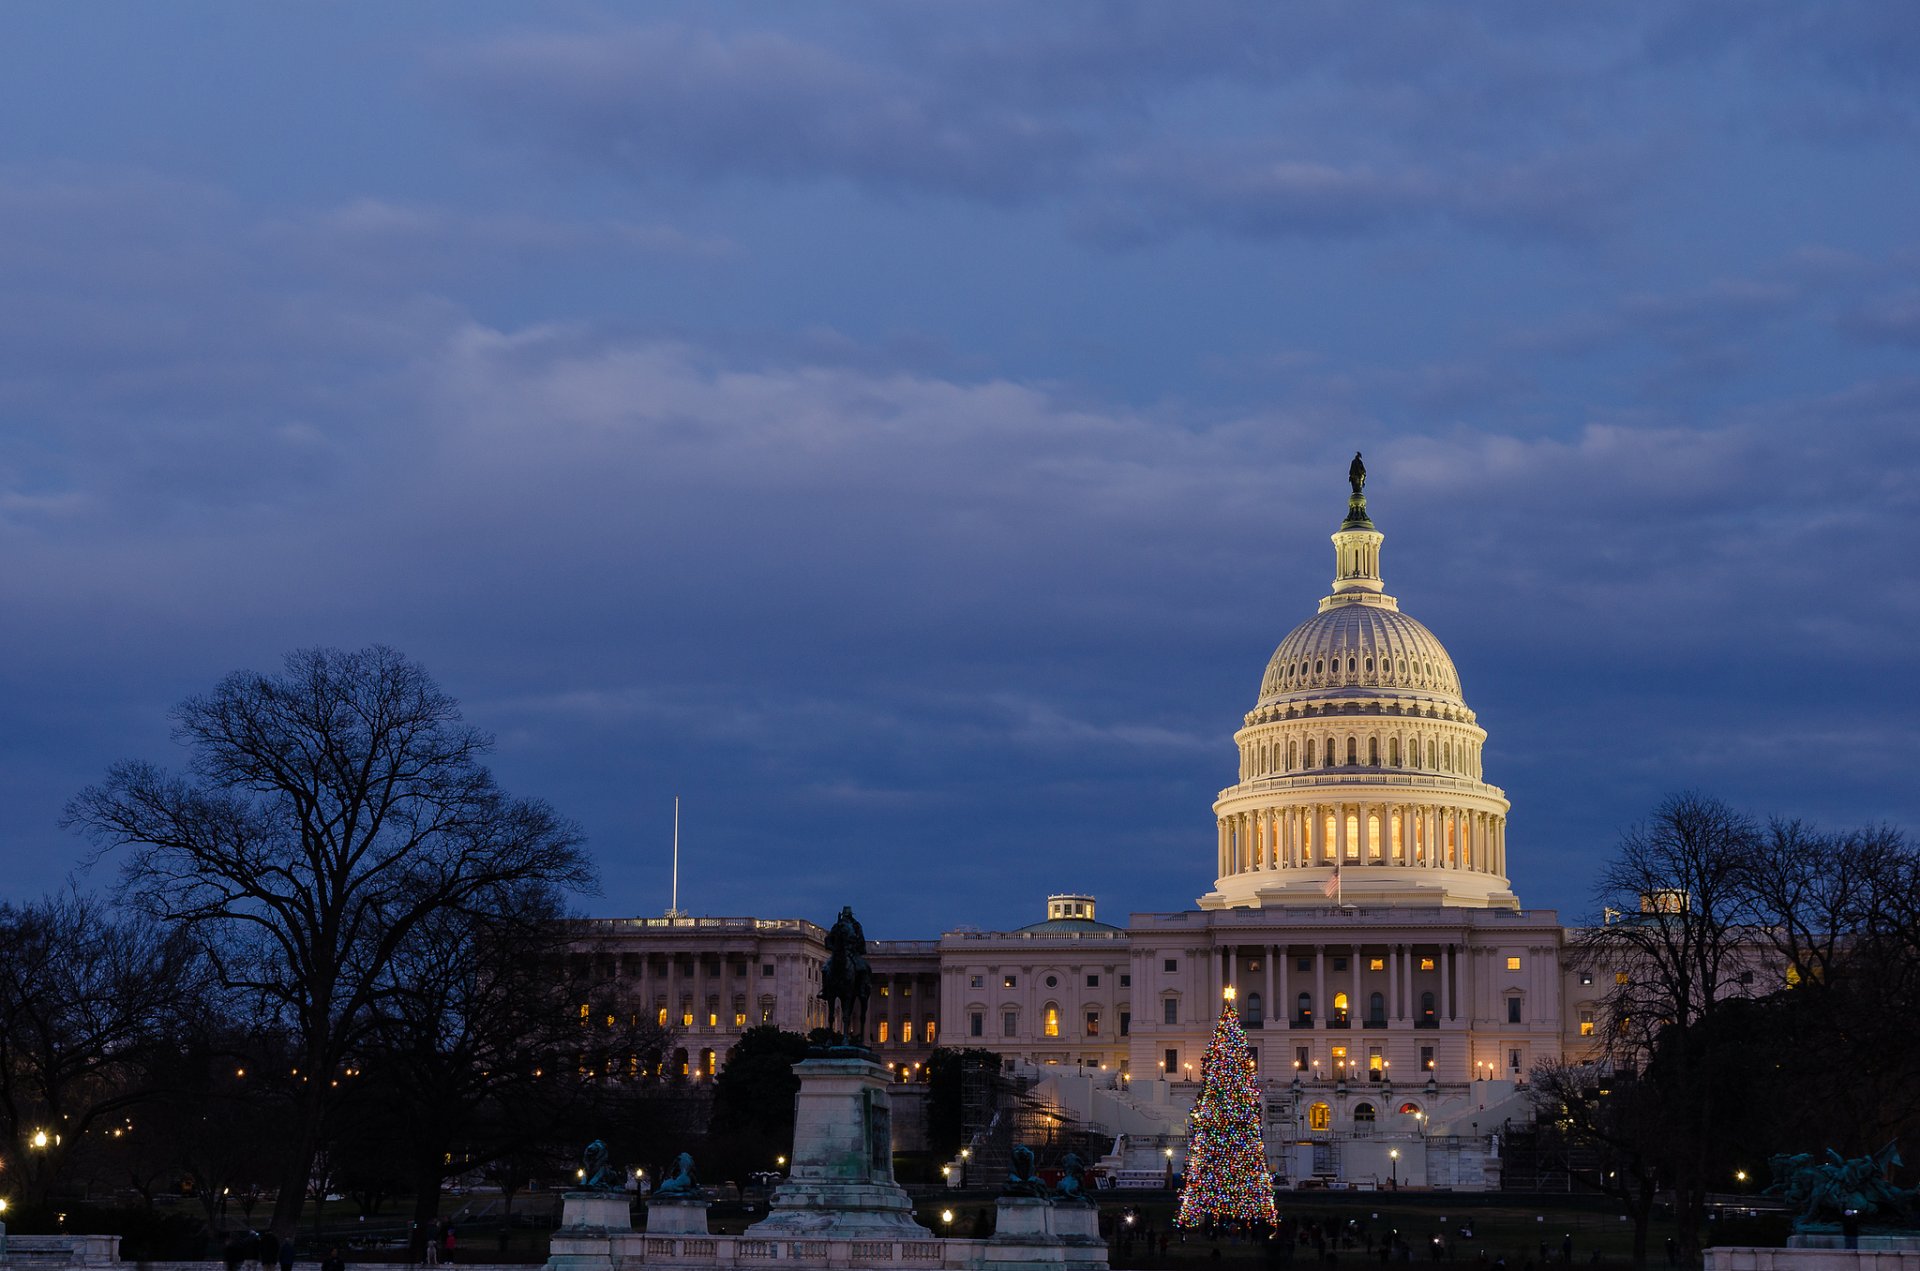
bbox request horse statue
[820,905,873,1047]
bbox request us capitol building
[569,459,1604,1188]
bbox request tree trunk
[411,1155,446,1263]
[270,1075,329,1236]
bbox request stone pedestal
[985,1197,1108,1270]
[643,1196,710,1234]
[744,1055,930,1240]
[545,1192,635,1271]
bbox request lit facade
[568,464,1658,1184]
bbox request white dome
[1203,456,1516,913]
[1259,604,1462,707]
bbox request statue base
[545,1193,636,1271]
[985,1197,1107,1270]
[744,1057,929,1241]
[644,1196,710,1235]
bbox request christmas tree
[1175,989,1278,1229]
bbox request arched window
[1288,741,1298,770]
[878,1020,890,1043]
[1347,656,1356,674]
[1244,992,1263,1026]
[700,1048,716,1077]
[1346,736,1358,765]
[1420,991,1436,1022]
[1368,737,1379,765]
[1332,992,1349,1025]
[673,1047,689,1077]
[1297,992,1312,1024]
[1369,992,1384,1024]
[1044,1004,1061,1038]
[1326,737,1337,768]
[1364,656,1374,674]
[1398,1101,1422,1116]
[1305,739,1316,767]
[1352,1101,1376,1123]
[1308,1101,1332,1131]
[1315,659,1325,675]
[1390,737,1401,767]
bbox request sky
[1,3,1917,937]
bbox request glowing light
[1174,996,1277,1230]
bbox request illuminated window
[1004,974,1017,988]
[1369,958,1385,972]
[970,975,984,989]
[579,1003,590,1021]
[1085,1011,1100,1036]
[925,1019,936,1043]
[657,1007,669,1027]
[1332,992,1349,1024]
[902,1021,913,1043]
[1579,972,1593,986]
[1615,971,1629,986]
[1506,956,1522,971]
[1579,1010,1594,1037]
[1308,1102,1332,1131]
[878,1021,890,1043]
[1044,1005,1060,1038]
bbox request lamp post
[1389,1148,1400,1191]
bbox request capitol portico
[569,458,1614,1187]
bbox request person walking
[280,1236,297,1271]
[321,1248,344,1271]
[424,1222,440,1267]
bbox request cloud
[435,13,1675,246]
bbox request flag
[1322,863,1341,899]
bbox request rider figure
[823,906,871,1043]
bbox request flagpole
[669,796,683,918]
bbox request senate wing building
[568,461,1605,1188]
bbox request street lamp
[1389,1148,1400,1190]
[940,1209,954,1229]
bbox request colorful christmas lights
[1175,995,1278,1229]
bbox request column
[1265,944,1277,1021]
[1207,944,1220,1012]
[1388,943,1399,1025]
[1335,803,1349,863]
[1276,945,1288,1025]
[1442,945,1455,1022]
[1314,945,1326,1028]
[1352,946,1363,1023]
[1217,820,1227,876]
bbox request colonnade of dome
[1201,460,1518,911]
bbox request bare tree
[1572,792,1761,1267]
[65,645,595,1235]
[0,892,198,1209]
[1530,1060,1663,1269]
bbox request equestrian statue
[820,905,874,1048]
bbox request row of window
[1242,732,1478,778]
[1273,652,1451,690]
[969,972,1131,989]
[968,1006,1133,1040]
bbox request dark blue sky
[2,4,1916,936]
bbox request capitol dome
[1201,456,1517,912]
